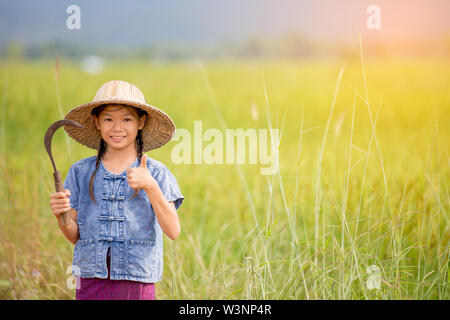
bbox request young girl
[49,80,184,300]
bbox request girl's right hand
[50,189,72,219]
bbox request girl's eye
[104,118,112,122]
[124,118,132,122]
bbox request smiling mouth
[110,136,126,142]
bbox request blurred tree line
[1,32,449,61]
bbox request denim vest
[63,155,184,283]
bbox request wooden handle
[54,171,72,226]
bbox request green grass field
[0,55,449,299]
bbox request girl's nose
[112,120,124,130]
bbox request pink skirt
[75,251,156,300]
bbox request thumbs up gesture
[127,154,158,193]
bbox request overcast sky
[1,0,449,47]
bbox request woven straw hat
[64,80,175,151]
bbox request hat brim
[64,99,175,152]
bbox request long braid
[136,129,144,163]
[130,129,144,199]
[89,138,106,203]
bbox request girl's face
[93,104,146,153]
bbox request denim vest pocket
[127,239,157,276]
[73,238,96,273]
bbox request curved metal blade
[44,119,83,172]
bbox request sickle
[44,119,83,226]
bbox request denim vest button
[108,237,113,242]
[111,195,115,200]
[108,216,114,221]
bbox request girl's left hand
[127,154,158,192]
